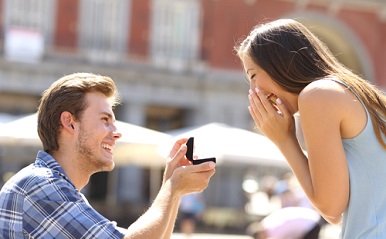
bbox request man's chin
[96,159,115,173]
[104,161,115,172]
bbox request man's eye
[102,117,109,122]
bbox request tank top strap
[321,77,366,108]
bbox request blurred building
[0,0,385,127]
[0,0,385,232]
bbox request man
[0,73,216,238]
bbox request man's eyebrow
[101,112,115,121]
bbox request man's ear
[60,111,75,132]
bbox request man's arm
[123,139,216,239]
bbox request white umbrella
[0,114,42,166]
[113,120,171,167]
[0,113,42,147]
[163,123,290,168]
[0,113,171,167]
[0,112,23,124]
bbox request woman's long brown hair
[235,19,386,149]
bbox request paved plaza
[171,224,341,239]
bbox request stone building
[1,0,385,128]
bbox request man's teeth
[102,144,112,150]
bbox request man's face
[75,92,121,173]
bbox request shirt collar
[35,150,76,189]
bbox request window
[146,105,188,132]
[79,0,130,64]
[3,0,56,61]
[150,0,202,72]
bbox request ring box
[186,137,216,165]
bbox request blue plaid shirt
[0,151,125,239]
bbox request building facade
[0,0,385,129]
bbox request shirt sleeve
[22,174,125,239]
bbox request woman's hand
[248,88,296,146]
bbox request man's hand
[169,161,216,197]
[163,138,191,184]
[162,138,216,196]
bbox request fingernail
[208,162,216,168]
[249,89,254,95]
[255,88,260,93]
[276,98,282,104]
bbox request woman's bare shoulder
[299,79,349,109]
[299,79,366,138]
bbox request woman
[235,19,386,238]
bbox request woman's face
[242,54,281,106]
[241,54,299,114]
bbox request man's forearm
[162,195,180,239]
[123,181,180,239]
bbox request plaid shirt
[0,151,125,239]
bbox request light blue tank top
[331,79,386,238]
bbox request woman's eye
[250,74,256,80]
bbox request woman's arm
[248,82,352,222]
[295,83,349,218]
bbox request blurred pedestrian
[274,173,312,209]
[179,192,206,237]
[246,207,322,239]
